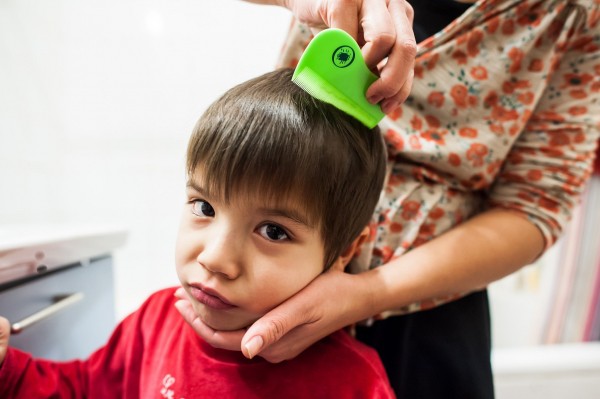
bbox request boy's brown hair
[187,68,386,269]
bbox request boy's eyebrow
[259,207,314,229]
[186,181,208,196]
[186,180,314,228]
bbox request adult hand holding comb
[247,0,417,114]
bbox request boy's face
[175,174,325,331]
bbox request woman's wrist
[345,266,397,322]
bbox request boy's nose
[196,228,243,280]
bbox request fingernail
[244,336,263,359]
[368,95,382,104]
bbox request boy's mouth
[188,283,236,310]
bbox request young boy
[0,68,393,398]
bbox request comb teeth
[293,67,382,129]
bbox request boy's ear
[329,227,371,272]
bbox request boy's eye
[191,200,215,217]
[258,224,289,242]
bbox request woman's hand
[175,267,380,362]
[0,317,10,366]
[252,0,417,114]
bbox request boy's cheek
[173,239,187,267]
[174,246,198,277]
[174,227,199,262]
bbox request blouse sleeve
[488,13,600,250]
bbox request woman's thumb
[241,311,297,359]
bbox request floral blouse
[277,0,600,315]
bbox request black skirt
[355,290,495,399]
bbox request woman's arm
[243,0,417,114]
[367,208,544,313]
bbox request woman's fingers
[240,297,316,360]
[379,68,414,113]
[174,286,187,300]
[360,0,396,70]
[173,289,316,360]
[174,298,244,351]
[364,0,416,109]
[325,0,360,41]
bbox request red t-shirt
[0,288,395,398]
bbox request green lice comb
[292,28,385,129]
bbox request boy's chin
[203,318,251,331]
[195,306,259,332]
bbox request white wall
[0,0,291,319]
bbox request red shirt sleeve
[0,347,89,398]
[0,291,161,398]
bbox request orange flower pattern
[278,0,600,315]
